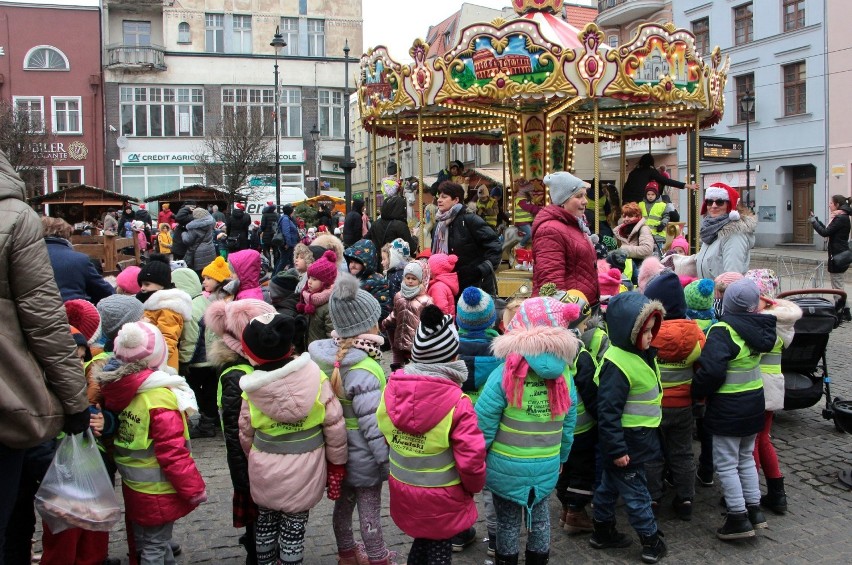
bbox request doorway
[791,165,815,244]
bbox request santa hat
[235,202,246,211]
[266,201,274,206]
[139,204,146,210]
[701,182,740,220]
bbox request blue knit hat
[456,287,496,332]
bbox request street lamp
[341,39,356,214]
[270,26,287,209]
[741,90,755,206]
[310,124,321,197]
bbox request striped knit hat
[456,287,496,332]
[411,304,459,364]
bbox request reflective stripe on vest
[114,387,190,495]
[595,347,662,428]
[640,201,667,235]
[493,415,563,448]
[84,351,111,372]
[376,395,459,488]
[658,342,701,389]
[339,357,387,430]
[710,322,764,394]
[514,196,533,224]
[491,371,567,459]
[244,373,327,454]
[760,338,783,375]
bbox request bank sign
[122,151,304,166]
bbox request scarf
[297,285,333,315]
[400,281,422,299]
[699,213,731,245]
[433,203,464,254]
[617,219,639,239]
[332,332,384,361]
[501,353,570,418]
[138,370,199,416]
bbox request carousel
[357,0,729,295]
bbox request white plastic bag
[35,430,121,533]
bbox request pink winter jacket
[382,291,433,352]
[228,249,264,301]
[239,352,348,513]
[98,362,206,527]
[426,267,459,317]
[379,363,486,539]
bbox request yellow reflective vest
[595,346,663,428]
[639,201,667,236]
[710,322,763,395]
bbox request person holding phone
[810,195,852,318]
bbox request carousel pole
[371,130,378,219]
[689,115,701,253]
[620,132,626,213]
[593,100,600,235]
[504,118,513,223]
[418,109,425,250]
[395,118,401,182]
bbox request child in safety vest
[204,298,276,564]
[590,292,666,563]
[309,273,396,565]
[639,181,669,239]
[97,321,206,564]
[238,313,347,565]
[376,305,486,563]
[693,278,776,541]
[642,272,707,521]
[475,297,579,563]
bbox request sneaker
[717,511,755,540]
[746,504,768,529]
[672,497,693,521]
[451,527,476,552]
[696,467,714,487]
[486,531,496,557]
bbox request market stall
[29,185,139,228]
[144,185,230,215]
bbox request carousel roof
[358,0,729,146]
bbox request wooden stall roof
[29,185,139,205]
[143,185,230,203]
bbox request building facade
[0,1,106,195]
[102,0,362,207]
[674,0,825,247]
[827,1,852,199]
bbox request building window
[178,22,191,44]
[13,96,44,133]
[52,97,81,134]
[692,18,709,56]
[783,0,805,31]
[280,88,302,137]
[280,17,299,55]
[205,13,224,53]
[23,46,69,70]
[222,87,275,136]
[607,35,619,48]
[735,74,755,123]
[123,20,151,46]
[233,15,252,54]
[734,4,753,46]
[318,89,343,139]
[120,86,204,137]
[54,167,83,191]
[307,19,325,57]
[783,62,806,116]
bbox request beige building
[827,1,852,198]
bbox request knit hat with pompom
[307,250,339,289]
[202,256,232,283]
[328,272,382,338]
[64,299,102,345]
[411,305,459,364]
[684,278,716,311]
[456,287,496,332]
[241,313,304,365]
[114,321,168,370]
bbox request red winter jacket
[531,205,600,305]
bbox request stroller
[777,289,847,431]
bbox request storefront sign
[122,150,304,166]
[30,141,88,162]
[600,137,670,159]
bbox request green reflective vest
[572,357,596,435]
[586,192,608,223]
[376,396,460,488]
[623,258,634,281]
[595,346,662,428]
[760,337,783,375]
[490,371,566,459]
[584,327,609,366]
[84,351,111,372]
[243,373,327,454]
[477,198,498,228]
[710,322,764,394]
[695,318,714,335]
[114,387,191,495]
[514,196,533,224]
[217,363,254,431]
[339,357,387,430]
[640,201,667,236]
[658,342,702,390]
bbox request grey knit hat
[411,305,459,364]
[329,272,382,338]
[97,294,145,341]
[544,171,591,206]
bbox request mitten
[62,409,91,435]
[326,463,346,500]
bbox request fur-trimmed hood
[492,325,580,366]
[204,299,276,358]
[762,297,803,348]
[715,211,757,238]
[143,287,193,320]
[94,360,150,412]
[207,339,245,368]
[239,353,320,422]
[606,292,665,350]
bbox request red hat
[139,204,146,210]
[645,181,660,195]
[307,250,339,288]
[254,220,260,225]
[64,299,102,344]
[235,202,246,211]
[266,201,274,206]
[701,182,740,220]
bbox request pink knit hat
[638,256,666,292]
[307,250,339,289]
[114,321,168,370]
[428,253,458,276]
[598,268,622,298]
[744,268,780,299]
[670,236,689,254]
[506,297,580,332]
[116,265,142,294]
[714,271,744,298]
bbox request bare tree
[197,114,276,208]
[0,100,55,199]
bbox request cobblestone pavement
[49,249,852,564]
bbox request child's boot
[640,531,667,563]
[589,520,632,549]
[524,549,549,564]
[746,504,768,529]
[367,548,398,565]
[239,524,257,565]
[338,542,369,565]
[563,506,594,534]
[494,553,519,565]
[716,511,755,540]
[761,477,788,514]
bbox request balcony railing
[105,44,166,71]
[597,0,667,26]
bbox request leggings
[332,484,388,561]
[256,507,309,565]
[406,538,452,565]
[753,411,782,479]
[492,492,550,555]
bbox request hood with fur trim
[94,360,151,412]
[207,339,245,368]
[492,325,581,367]
[239,353,320,422]
[606,292,665,350]
[143,287,193,320]
[715,211,757,238]
[204,299,276,358]
[761,297,803,348]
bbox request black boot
[761,476,788,514]
[189,414,217,438]
[746,504,767,529]
[240,524,258,565]
[716,511,755,540]
[843,307,851,322]
[494,553,519,565]
[589,519,632,549]
[525,549,549,564]
[640,531,667,564]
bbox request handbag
[833,248,852,269]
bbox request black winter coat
[226,210,252,251]
[169,206,193,260]
[220,360,251,490]
[692,312,776,437]
[260,205,279,245]
[811,208,851,273]
[343,210,363,248]
[367,196,418,266]
[622,167,686,205]
[574,347,599,422]
[430,211,501,293]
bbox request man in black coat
[260,202,280,263]
[366,195,418,271]
[226,202,252,251]
[342,199,365,248]
[170,204,194,260]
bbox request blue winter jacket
[277,214,299,247]
[44,236,114,305]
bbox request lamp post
[310,124,321,197]
[341,39,356,214]
[270,27,287,209]
[741,90,755,207]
